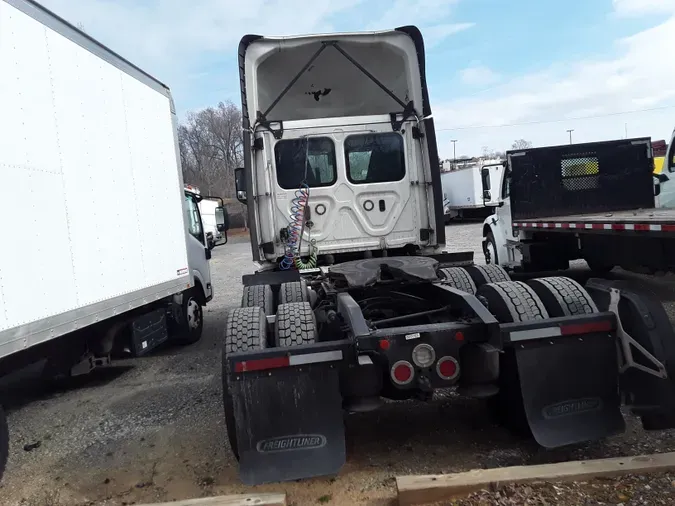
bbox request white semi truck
[223,26,675,487]
[0,0,226,480]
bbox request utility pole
[451,139,457,169]
[625,123,628,139]
[566,129,574,144]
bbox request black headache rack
[508,137,655,221]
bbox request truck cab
[234,28,445,269]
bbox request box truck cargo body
[0,0,216,378]
[441,161,502,221]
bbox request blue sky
[39,0,675,158]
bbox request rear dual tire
[478,278,599,436]
[223,306,268,460]
[223,301,317,460]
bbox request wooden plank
[396,452,675,505]
[136,493,286,506]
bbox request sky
[37,0,675,159]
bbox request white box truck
[441,160,503,222]
[0,0,226,471]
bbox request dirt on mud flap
[225,343,347,485]
[502,313,625,448]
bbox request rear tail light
[412,343,436,368]
[391,360,414,385]
[436,356,459,380]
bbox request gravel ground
[2,222,675,505]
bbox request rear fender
[585,278,675,424]
[225,341,349,485]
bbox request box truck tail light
[391,360,415,385]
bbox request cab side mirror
[235,167,247,205]
[215,206,229,232]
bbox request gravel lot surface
[3,222,675,505]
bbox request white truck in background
[441,161,503,223]
[0,0,227,406]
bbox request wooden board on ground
[397,452,675,505]
[136,493,286,506]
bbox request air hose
[279,139,320,270]
[279,184,318,270]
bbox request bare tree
[511,139,533,150]
[178,100,246,226]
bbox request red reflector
[439,359,456,378]
[379,339,390,350]
[560,320,613,336]
[394,364,412,383]
[454,331,465,341]
[391,361,414,385]
[635,223,650,231]
[234,356,290,373]
[436,356,459,380]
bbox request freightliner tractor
[222,26,675,485]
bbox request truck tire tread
[477,281,549,322]
[465,264,511,288]
[223,306,267,461]
[279,281,309,305]
[241,284,274,315]
[224,306,267,354]
[527,276,598,317]
[439,267,477,294]
[275,302,316,347]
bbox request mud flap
[230,364,345,485]
[515,335,625,448]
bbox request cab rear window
[275,137,337,189]
[345,133,405,184]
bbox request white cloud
[423,22,475,47]
[365,0,472,47]
[38,0,473,112]
[432,13,675,157]
[38,0,366,106]
[612,0,675,16]
[459,64,500,86]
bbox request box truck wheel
[172,290,204,345]
[274,302,317,347]
[223,306,267,459]
[0,404,7,483]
